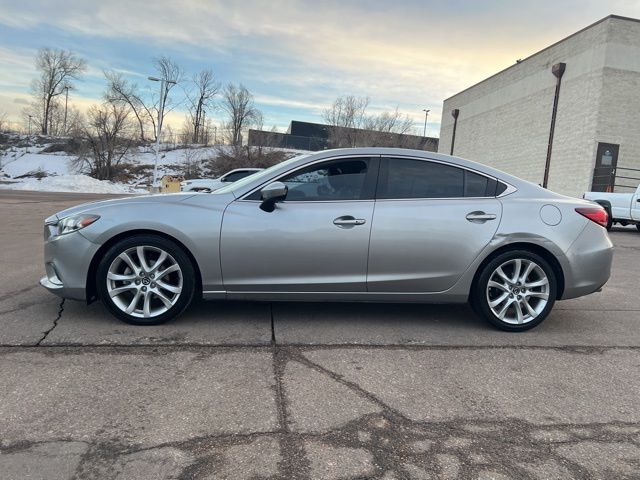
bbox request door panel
[367,199,502,292]
[220,201,374,291]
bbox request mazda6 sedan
[41,148,613,331]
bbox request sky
[1,0,640,137]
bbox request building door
[591,143,619,192]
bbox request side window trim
[376,155,500,200]
[240,155,381,202]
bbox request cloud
[1,0,640,133]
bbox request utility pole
[543,62,566,189]
[450,109,460,155]
[28,115,32,136]
[148,76,177,191]
[422,109,430,137]
[63,86,70,134]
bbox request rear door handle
[333,216,366,228]
[466,211,497,222]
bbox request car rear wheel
[471,250,557,331]
[636,224,640,232]
[96,235,196,325]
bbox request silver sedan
[40,148,613,331]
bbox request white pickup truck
[584,184,640,231]
[180,168,262,192]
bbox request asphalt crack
[3,344,639,479]
[270,303,313,478]
[35,298,64,346]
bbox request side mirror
[260,181,288,212]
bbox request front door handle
[466,211,497,223]
[333,216,366,228]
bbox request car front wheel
[471,250,557,331]
[96,235,196,325]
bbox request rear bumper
[560,222,614,300]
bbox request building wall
[594,20,640,190]
[439,16,640,198]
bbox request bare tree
[322,96,422,148]
[322,96,369,147]
[75,102,133,180]
[153,56,183,139]
[220,83,261,146]
[28,48,87,135]
[210,144,292,178]
[105,71,156,142]
[359,108,417,147]
[363,108,415,135]
[185,69,219,144]
[323,95,369,129]
[0,111,8,132]
[180,143,204,179]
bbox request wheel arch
[469,242,565,301]
[85,229,203,303]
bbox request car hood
[47,193,200,222]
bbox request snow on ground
[2,152,73,177]
[1,175,146,194]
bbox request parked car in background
[584,184,640,231]
[40,148,613,332]
[180,168,262,192]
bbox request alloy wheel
[106,245,183,319]
[485,258,550,325]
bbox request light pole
[63,86,70,134]
[148,76,177,191]
[422,109,430,137]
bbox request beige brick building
[438,15,640,198]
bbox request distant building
[439,15,640,197]
[249,120,439,152]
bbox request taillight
[575,207,608,228]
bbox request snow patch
[2,152,74,177]
[1,175,146,194]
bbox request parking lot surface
[1,190,639,479]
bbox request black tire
[470,250,557,332]
[96,234,196,325]
[636,224,640,233]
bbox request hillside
[0,133,305,193]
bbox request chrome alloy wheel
[106,246,183,318]
[486,258,550,325]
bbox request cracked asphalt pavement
[1,190,639,479]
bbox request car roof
[226,148,560,200]
[227,168,262,173]
[299,148,534,189]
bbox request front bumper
[40,229,101,301]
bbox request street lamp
[63,86,70,134]
[422,109,430,137]
[148,76,177,191]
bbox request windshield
[212,153,312,195]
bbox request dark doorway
[591,143,619,192]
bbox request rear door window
[378,157,496,199]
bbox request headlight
[56,214,100,236]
